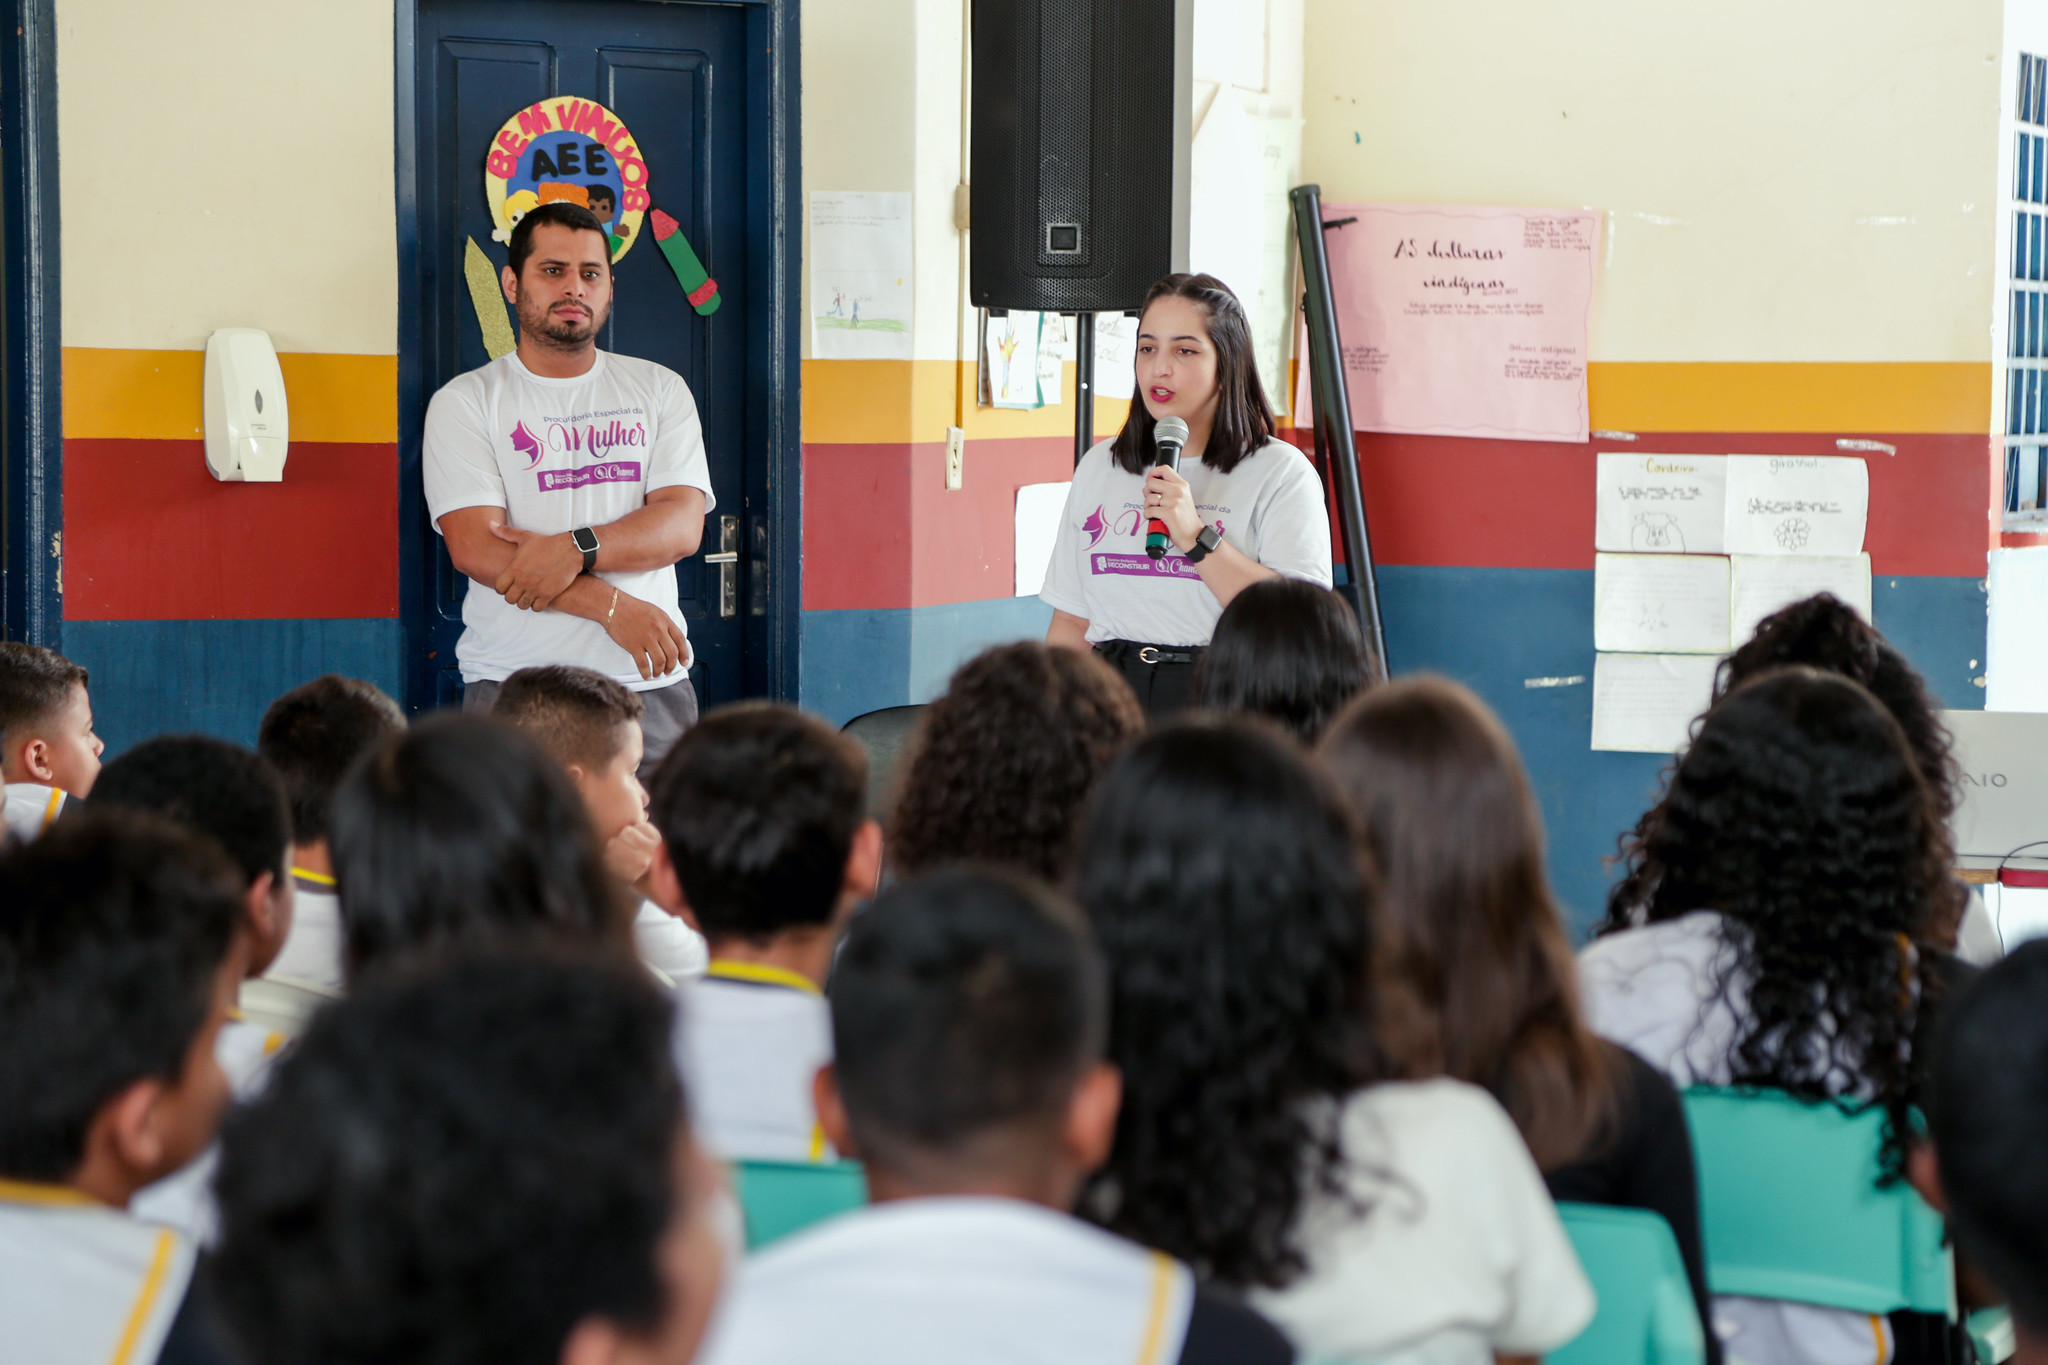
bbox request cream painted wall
[57,0,395,355]
[1301,0,2004,365]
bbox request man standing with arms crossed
[425,202,711,776]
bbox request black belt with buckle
[1098,639,1203,667]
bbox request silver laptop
[1943,709,2048,871]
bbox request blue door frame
[393,0,803,713]
[0,0,61,647]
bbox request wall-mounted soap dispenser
[204,328,289,482]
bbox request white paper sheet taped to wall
[1015,482,1072,597]
[1728,553,1872,644]
[1594,453,1727,554]
[1591,653,1723,753]
[1722,455,1868,557]
[1593,553,1731,654]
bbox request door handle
[706,514,740,618]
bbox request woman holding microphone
[1042,273,1334,714]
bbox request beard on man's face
[517,290,609,345]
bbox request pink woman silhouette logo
[1082,505,1110,549]
[510,421,545,468]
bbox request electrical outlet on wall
[945,427,966,490]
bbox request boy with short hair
[90,735,297,1238]
[1917,940,2048,1363]
[697,869,1295,1365]
[255,674,407,998]
[647,702,880,1160]
[208,947,726,1365]
[0,809,244,1365]
[493,663,708,981]
[0,641,103,842]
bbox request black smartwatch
[571,526,600,574]
[1185,524,1223,563]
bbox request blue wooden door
[401,0,800,712]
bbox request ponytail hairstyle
[1108,273,1275,476]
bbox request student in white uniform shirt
[698,869,1295,1365]
[646,704,880,1161]
[90,737,299,1241]
[424,201,713,782]
[491,664,708,982]
[208,949,725,1365]
[250,674,409,1024]
[328,714,633,982]
[1041,273,1332,716]
[1074,720,1594,1365]
[0,640,104,842]
[1581,669,1961,1365]
[0,811,243,1365]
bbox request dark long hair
[1602,668,1952,1175]
[1319,676,1614,1172]
[1107,273,1275,476]
[1197,579,1375,742]
[889,643,1143,883]
[330,714,629,982]
[1075,718,1377,1289]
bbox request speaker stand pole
[1073,312,1096,467]
[1291,183,1389,682]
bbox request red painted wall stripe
[64,439,399,620]
[1285,430,1995,578]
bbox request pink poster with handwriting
[1296,203,1599,443]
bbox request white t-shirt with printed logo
[1039,437,1332,647]
[423,350,716,691]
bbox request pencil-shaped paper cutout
[463,236,517,359]
[650,208,721,315]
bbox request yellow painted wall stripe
[801,359,1993,444]
[64,348,397,443]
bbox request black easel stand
[1291,182,1391,681]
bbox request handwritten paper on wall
[1729,554,1873,644]
[1595,454,1727,555]
[1591,654,1722,754]
[809,191,912,360]
[1723,455,1869,557]
[1299,202,1599,442]
[1593,554,1731,654]
[1093,314,1139,401]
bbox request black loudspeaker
[970,0,1191,314]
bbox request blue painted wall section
[64,618,406,757]
[1373,565,1987,938]
[800,596,1054,728]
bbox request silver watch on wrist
[571,526,600,574]
[1185,524,1223,563]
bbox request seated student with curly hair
[253,675,406,1003]
[647,704,880,1161]
[329,714,633,983]
[888,642,1142,884]
[0,810,243,1365]
[1076,719,1592,1365]
[491,664,709,982]
[699,868,1295,1365]
[0,641,103,842]
[1583,668,1961,1365]
[1680,592,1996,963]
[208,948,725,1365]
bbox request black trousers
[1095,640,1205,720]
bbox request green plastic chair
[729,1159,868,1250]
[1971,1306,2016,1364]
[1550,1203,1707,1365]
[1680,1087,1954,1318]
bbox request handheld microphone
[1146,416,1190,560]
